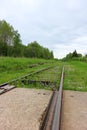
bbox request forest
[0,20,54,59]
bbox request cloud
[72,36,87,44]
[53,41,87,58]
[65,0,83,10]
[0,0,87,58]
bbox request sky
[0,0,87,58]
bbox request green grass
[28,66,61,81]
[11,62,63,90]
[13,80,52,90]
[1,57,87,91]
[64,61,87,91]
[0,57,56,84]
[28,65,62,89]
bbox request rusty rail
[0,66,54,95]
[40,67,64,130]
[52,67,64,130]
[0,85,16,95]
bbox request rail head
[52,67,64,130]
[39,67,64,130]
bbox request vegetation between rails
[24,65,62,90]
[0,57,56,84]
[0,57,87,91]
[0,57,63,90]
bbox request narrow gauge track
[39,67,64,130]
[0,66,55,95]
[0,65,64,130]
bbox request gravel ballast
[0,88,52,130]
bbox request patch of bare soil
[60,90,87,130]
[0,88,52,130]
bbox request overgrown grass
[64,61,87,91]
[10,63,63,90]
[13,80,52,90]
[28,65,62,89]
[0,57,56,84]
[1,57,87,91]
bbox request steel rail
[52,67,64,130]
[39,91,58,130]
[39,67,64,130]
[0,85,16,95]
[39,91,55,130]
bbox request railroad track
[0,66,64,130]
[0,66,55,95]
[0,84,16,95]
[39,67,64,130]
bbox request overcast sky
[0,0,87,58]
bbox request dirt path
[0,88,52,130]
[60,90,87,130]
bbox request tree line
[63,50,87,61]
[0,20,54,59]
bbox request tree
[84,54,87,58]
[0,20,14,56]
[63,50,83,61]
[72,50,78,57]
[12,30,23,57]
[0,20,54,59]
[0,20,23,56]
[0,20,14,45]
[24,41,54,59]
[50,51,54,59]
